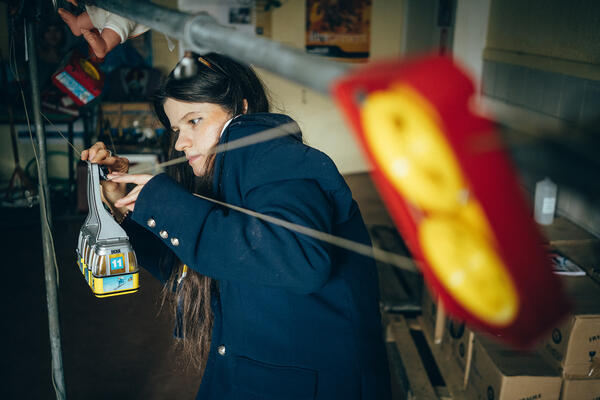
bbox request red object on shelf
[332,55,569,347]
[52,51,104,106]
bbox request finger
[125,203,136,212]
[108,173,153,185]
[87,142,106,161]
[114,185,144,208]
[113,157,129,173]
[90,149,111,163]
[81,149,88,161]
[98,156,129,174]
[100,179,121,192]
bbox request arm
[121,214,174,284]
[130,174,333,294]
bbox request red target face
[332,56,569,347]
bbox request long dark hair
[153,52,270,372]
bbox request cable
[125,121,300,176]
[40,112,83,157]
[43,105,417,273]
[193,193,417,272]
[10,26,64,400]
[16,55,61,289]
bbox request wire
[40,111,83,157]
[43,105,417,273]
[11,27,63,399]
[15,54,61,289]
[193,193,417,272]
[125,121,300,176]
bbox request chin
[192,165,207,177]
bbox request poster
[306,0,371,62]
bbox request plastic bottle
[534,177,557,225]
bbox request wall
[151,0,180,74]
[452,0,491,94]
[482,0,600,128]
[452,0,600,237]
[259,0,404,175]
[485,0,600,80]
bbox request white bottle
[534,177,557,225]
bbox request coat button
[159,230,169,239]
[170,237,180,247]
[147,218,156,228]
[217,345,226,356]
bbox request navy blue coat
[122,113,391,399]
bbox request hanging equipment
[77,162,139,297]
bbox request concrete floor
[1,173,399,399]
[2,208,201,399]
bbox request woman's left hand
[109,173,154,211]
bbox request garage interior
[1,0,599,399]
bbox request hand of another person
[109,174,154,212]
[81,141,130,217]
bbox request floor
[2,210,201,399]
[2,172,407,399]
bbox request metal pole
[86,0,351,94]
[68,122,74,205]
[26,16,67,400]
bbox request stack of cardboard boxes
[538,275,600,399]
[422,289,563,399]
[422,272,600,399]
[419,217,600,399]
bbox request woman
[82,53,391,400]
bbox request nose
[174,128,191,152]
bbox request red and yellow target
[332,56,568,346]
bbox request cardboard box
[469,336,562,400]
[560,379,600,399]
[421,286,438,335]
[539,276,600,379]
[447,319,475,371]
[422,288,475,377]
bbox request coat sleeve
[130,173,333,294]
[120,214,174,284]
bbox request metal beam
[84,0,600,203]
[26,14,67,400]
[86,0,351,94]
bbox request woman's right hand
[81,141,130,217]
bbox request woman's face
[164,98,232,176]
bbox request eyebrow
[171,111,201,130]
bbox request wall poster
[306,0,371,62]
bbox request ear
[242,99,248,114]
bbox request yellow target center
[361,85,466,213]
[360,84,519,326]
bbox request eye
[189,118,201,126]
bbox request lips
[187,154,202,164]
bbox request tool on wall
[52,51,105,107]
[77,162,139,297]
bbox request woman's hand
[81,141,130,217]
[109,174,154,212]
